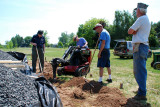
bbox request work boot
[132,94,147,101]
[98,81,103,85]
[106,79,112,83]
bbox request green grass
[1,47,160,106]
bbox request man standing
[30,30,45,73]
[93,23,112,84]
[128,3,151,100]
[73,35,88,48]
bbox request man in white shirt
[128,3,151,101]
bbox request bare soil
[30,61,151,107]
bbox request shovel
[84,34,100,88]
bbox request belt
[103,48,109,51]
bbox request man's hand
[128,28,137,35]
[32,43,37,46]
[132,30,138,35]
[98,52,101,59]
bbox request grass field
[2,47,160,106]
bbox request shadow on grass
[125,98,151,107]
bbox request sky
[0,0,160,45]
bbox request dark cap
[134,3,148,10]
[93,24,102,30]
[37,30,43,35]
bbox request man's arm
[128,28,137,35]
[98,40,105,58]
[82,41,88,47]
[30,42,37,46]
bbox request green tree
[154,21,160,34]
[6,41,13,49]
[149,34,159,47]
[24,36,32,47]
[58,41,63,48]
[43,30,49,47]
[59,32,69,47]
[68,33,76,46]
[11,37,18,47]
[0,43,3,48]
[11,34,23,47]
[113,11,134,40]
[77,18,109,48]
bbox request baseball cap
[93,24,102,30]
[37,30,43,35]
[134,3,148,10]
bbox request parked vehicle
[151,52,160,70]
[113,40,152,58]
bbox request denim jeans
[133,44,149,96]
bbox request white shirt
[130,15,151,45]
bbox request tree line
[1,31,50,49]
[1,10,159,49]
[58,10,160,48]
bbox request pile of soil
[43,61,53,79]
[40,62,151,107]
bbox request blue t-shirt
[98,29,110,49]
[76,38,88,48]
[31,34,45,48]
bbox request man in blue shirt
[73,36,88,48]
[30,30,45,73]
[93,23,112,84]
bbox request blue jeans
[133,44,149,96]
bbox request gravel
[0,50,18,61]
[0,64,40,106]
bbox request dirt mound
[29,62,150,107]
[43,62,53,79]
[72,88,87,99]
[93,94,127,107]
[59,77,150,107]
[62,77,86,87]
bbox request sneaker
[106,79,112,83]
[132,94,147,101]
[98,81,103,85]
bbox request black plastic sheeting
[7,51,26,61]
[35,77,63,107]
